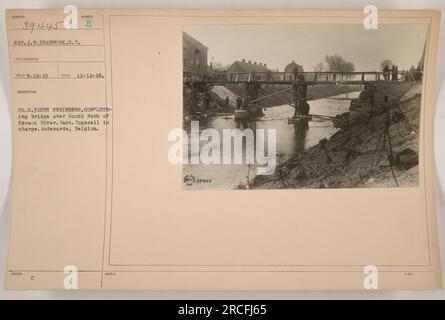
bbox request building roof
[183,32,208,50]
[284,61,304,73]
[229,59,269,73]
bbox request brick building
[183,32,208,75]
[284,61,304,73]
[227,59,269,73]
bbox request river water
[183,91,361,190]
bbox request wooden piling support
[292,81,308,118]
[243,81,259,109]
[292,82,300,117]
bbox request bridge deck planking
[184,70,422,85]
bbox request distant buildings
[283,61,304,80]
[182,33,307,77]
[284,61,304,73]
[227,59,269,73]
[183,32,208,75]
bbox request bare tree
[324,54,356,72]
[379,59,393,71]
[312,62,325,72]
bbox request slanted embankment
[183,85,237,116]
[250,82,421,189]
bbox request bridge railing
[184,70,423,83]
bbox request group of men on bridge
[382,65,399,81]
[382,64,423,82]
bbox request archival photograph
[182,23,427,190]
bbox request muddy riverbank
[183,91,360,190]
[250,82,422,189]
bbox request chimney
[254,61,257,65]
[241,58,245,62]
[264,63,267,68]
[248,60,251,64]
[259,62,262,66]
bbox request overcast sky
[184,23,428,72]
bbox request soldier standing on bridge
[391,65,398,81]
[415,65,422,81]
[409,65,416,81]
[236,96,243,109]
[204,91,211,109]
[383,65,390,81]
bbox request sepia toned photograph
[2,6,442,294]
[182,23,428,190]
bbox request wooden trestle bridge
[184,71,417,120]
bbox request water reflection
[183,91,361,189]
